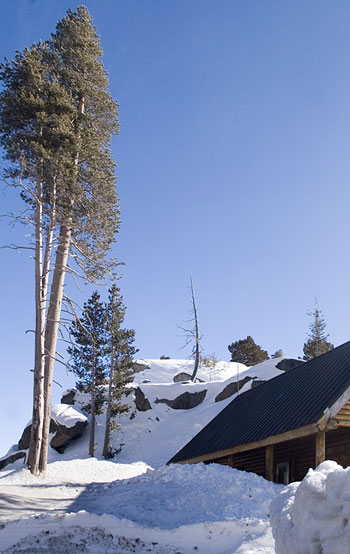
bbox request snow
[0,460,280,553]
[51,404,88,428]
[0,357,302,553]
[270,461,350,554]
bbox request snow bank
[0,458,150,486]
[0,461,280,553]
[70,462,279,529]
[270,461,350,554]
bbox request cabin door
[276,462,290,484]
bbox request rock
[132,361,151,373]
[18,405,88,454]
[18,425,32,450]
[251,379,266,388]
[276,358,303,372]
[50,419,88,453]
[18,419,58,450]
[155,390,207,410]
[173,372,192,383]
[215,376,252,402]
[0,450,26,471]
[134,387,152,411]
[61,389,76,404]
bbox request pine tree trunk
[39,221,71,473]
[28,180,45,475]
[102,350,114,459]
[89,347,97,457]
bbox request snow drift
[270,460,350,554]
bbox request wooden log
[176,423,319,465]
[227,454,235,468]
[315,431,325,466]
[265,444,274,481]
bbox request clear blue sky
[1,0,350,453]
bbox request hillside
[0,356,300,553]
[42,356,299,467]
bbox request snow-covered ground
[0,357,295,553]
[0,460,280,553]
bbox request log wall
[326,427,350,468]
[208,425,350,483]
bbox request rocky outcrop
[0,450,26,471]
[61,389,76,404]
[276,358,303,372]
[50,418,88,453]
[215,376,252,402]
[18,425,33,450]
[134,387,152,411]
[173,372,192,383]
[18,406,88,454]
[251,379,266,388]
[155,390,207,410]
[132,361,151,373]
[18,419,60,450]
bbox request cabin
[168,341,350,484]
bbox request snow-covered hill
[0,357,300,553]
[41,356,300,467]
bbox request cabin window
[276,462,290,484]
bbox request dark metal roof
[168,341,350,464]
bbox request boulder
[132,361,150,373]
[50,418,88,453]
[18,404,88,454]
[61,389,76,404]
[0,450,26,471]
[215,376,252,402]
[251,379,266,388]
[18,419,58,450]
[18,424,32,450]
[155,389,207,410]
[134,387,152,411]
[276,358,303,372]
[173,372,192,383]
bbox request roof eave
[170,421,323,465]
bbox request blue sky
[1,0,350,452]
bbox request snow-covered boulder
[50,404,88,453]
[61,389,76,404]
[155,389,207,409]
[0,449,26,470]
[134,387,152,411]
[18,404,88,454]
[132,361,150,373]
[215,376,252,402]
[275,358,303,372]
[270,461,350,553]
[173,372,192,382]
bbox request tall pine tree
[303,303,334,360]
[0,7,120,474]
[68,291,107,457]
[102,285,136,459]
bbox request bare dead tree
[178,275,202,382]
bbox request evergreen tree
[68,291,107,456]
[272,349,284,359]
[228,336,269,366]
[0,7,120,473]
[303,304,334,360]
[102,285,136,459]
